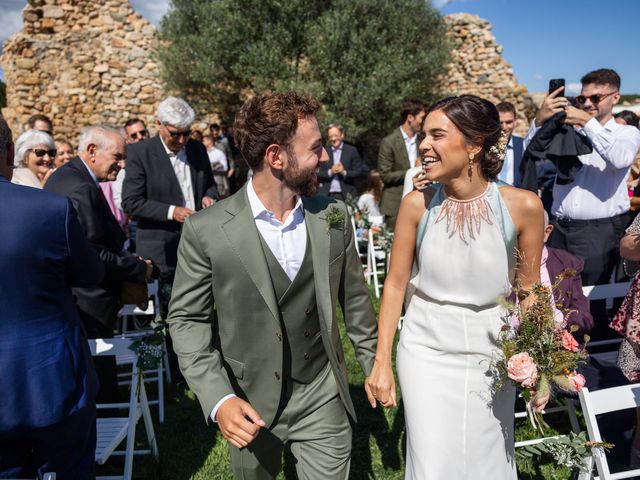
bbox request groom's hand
[216,397,266,449]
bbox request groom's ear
[265,144,284,170]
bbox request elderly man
[122,97,218,378]
[1,115,104,477]
[45,125,152,401]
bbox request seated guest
[54,139,74,168]
[11,129,56,188]
[542,211,593,337]
[0,115,103,478]
[357,169,384,223]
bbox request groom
[167,92,378,478]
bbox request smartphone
[548,78,565,94]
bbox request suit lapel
[221,187,280,324]
[151,136,184,204]
[303,198,333,331]
[394,129,410,169]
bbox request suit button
[304,330,310,337]
[275,372,281,380]
[304,353,310,360]
[304,308,311,315]
[277,333,282,342]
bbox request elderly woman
[54,139,74,168]
[12,129,56,188]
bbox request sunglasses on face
[130,129,148,140]
[30,148,57,158]
[162,123,191,139]
[576,91,618,105]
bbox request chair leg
[158,362,165,423]
[566,398,581,434]
[140,381,159,459]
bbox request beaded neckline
[435,183,493,244]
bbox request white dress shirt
[330,144,344,193]
[112,168,125,210]
[400,127,417,167]
[524,117,640,220]
[402,166,422,198]
[497,136,516,185]
[209,178,307,422]
[207,146,228,172]
[160,136,195,220]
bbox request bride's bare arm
[365,189,429,408]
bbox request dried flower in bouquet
[495,272,589,433]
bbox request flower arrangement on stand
[495,275,613,472]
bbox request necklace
[435,183,492,245]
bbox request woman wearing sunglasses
[12,129,56,189]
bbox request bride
[365,95,545,478]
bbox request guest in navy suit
[496,101,524,187]
[0,116,104,478]
[317,123,368,200]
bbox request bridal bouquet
[496,276,588,433]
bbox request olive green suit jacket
[167,186,377,427]
[378,128,411,219]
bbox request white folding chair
[579,384,640,479]
[114,333,166,423]
[367,229,387,298]
[89,338,159,480]
[582,281,631,351]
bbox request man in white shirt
[378,98,426,230]
[167,92,377,479]
[496,101,524,187]
[525,69,640,337]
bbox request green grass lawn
[100,290,581,479]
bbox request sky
[1,0,640,94]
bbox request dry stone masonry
[1,3,535,140]
[1,0,164,140]
[442,14,536,135]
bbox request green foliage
[156,0,450,160]
[0,79,6,110]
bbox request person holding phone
[524,68,640,339]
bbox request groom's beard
[282,150,317,197]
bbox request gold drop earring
[468,153,475,181]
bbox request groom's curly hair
[234,92,321,171]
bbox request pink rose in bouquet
[568,371,586,392]
[507,352,538,388]
[561,330,579,352]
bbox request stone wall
[1,0,164,140]
[1,4,535,142]
[442,14,535,136]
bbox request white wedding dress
[397,182,517,479]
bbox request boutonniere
[324,206,345,232]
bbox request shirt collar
[247,178,304,224]
[400,127,415,143]
[541,245,549,265]
[332,142,343,151]
[79,157,99,187]
[507,136,514,149]
[159,135,185,158]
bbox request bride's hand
[364,361,397,408]
[530,390,550,413]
